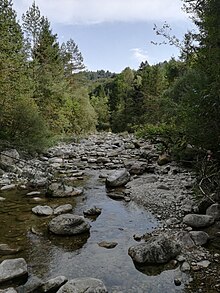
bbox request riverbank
[0,133,220,292]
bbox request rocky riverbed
[0,133,220,292]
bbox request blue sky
[13,0,194,73]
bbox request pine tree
[60,38,85,78]
[0,0,25,136]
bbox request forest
[0,0,220,171]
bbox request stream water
[0,170,188,292]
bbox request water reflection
[48,233,90,252]
[0,171,188,292]
[134,261,179,276]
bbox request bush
[5,96,51,152]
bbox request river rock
[0,288,17,293]
[106,169,130,187]
[189,231,209,246]
[0,244,21,256]
[183,214,215,228]
[1,184,16,191]
[0,258,28,284]
[32,205,53,216]
[17,276,43,293]
[48,214,90,235]
[54,204,73,215]
[126,161,147,175]
[98,241,118,249]
[206,203,220,220]
[83,206,102,217]
[40,276,67,292]
[181,261,191,272]
[47,183,83,198]
[128,235,181,264]
[26,191,41,196]
[176,231,195,249]
[57,278,107,293]
[0,149,19,172]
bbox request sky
[12,0,195,73]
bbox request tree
[22,1,42,59]
[180,0,220,154]
[0,0,49,151]
[60,39,85,78]
[32,17,70,133]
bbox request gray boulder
[0,258,28,284]
[57,278,107,293]
[183,214,214,228]
[106,169,130,187]
[32,205,53,216]
[40,275,67,292]
[128,235,181,264]
[48,214,90,235]
[54,204,73,215]
[206,203,220,220]
[0,149,19,171]
[189,231,209,246]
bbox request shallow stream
[0,170,187,292]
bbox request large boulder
[48,214,90,235]
[128,235,181,264]
[183,214,215,228]
[106,169,130,187]
[57,278,107,293]
[0,258,28,284]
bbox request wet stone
[54,204,73,215]
[83,206,102,217]
[98,241,118,249]
[48,214,90,235]
[40,275,67,292]
[32,205,53,216]
[0,258,28,284]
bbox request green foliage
[60,38,85,77]
[90,84,110,131]
[66,87,97,134]
[6,96,50,151]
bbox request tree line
[1,0,220,168]
[90,0,220,165]
[0,0,97,152]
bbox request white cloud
[13,0,187,25]
[130,48,149,63]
